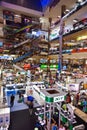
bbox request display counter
[0,107,10,128]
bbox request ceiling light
[77,0,83,2]
[57,16,61,18]
[65,9,70,12]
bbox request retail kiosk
[40,88,66,129]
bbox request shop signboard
[40,89,66,103]
[54,95,65,102]
[69,83,79,92]
[50,65,58,69]
[0,55,12,60]
[40,64,47,69]
[50,27,60,40]
[40,64,58,69]
[45,95,65,103]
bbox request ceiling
[42,0,87,30]
[1,0,87,29]
[44,0,77,19]
[0,1,42,17]
[1,0,43,12]
[65,5,87,29]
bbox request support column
[53,102,55,114]
[49,103,52,130]
[59,102,61,127]
[44,102,46,120]
[58,5,66,73]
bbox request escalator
[13,39,30,48]
[4,20,39,52]
[12,39,49,63]
[13,51,33,63]
[12,37,41,63]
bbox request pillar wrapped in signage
[58,5,66,73]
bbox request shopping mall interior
[0,0,87,130]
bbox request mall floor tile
[8,109,37,130]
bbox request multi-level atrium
[0,0,87,130]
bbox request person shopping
[10,94,15,107]
[28,101,33,115]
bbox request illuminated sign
[0,55,12,59]
[50,27,60,40]
[40,64,58,69]
[50,65,58,69]
[40,64,47,69]
[40,94,65,103]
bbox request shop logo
[54,96,64,102]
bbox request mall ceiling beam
[0,1,43,17]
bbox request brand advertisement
[54,95,65,102]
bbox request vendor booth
[40,88,66,129]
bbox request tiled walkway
[8,109,37,130]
